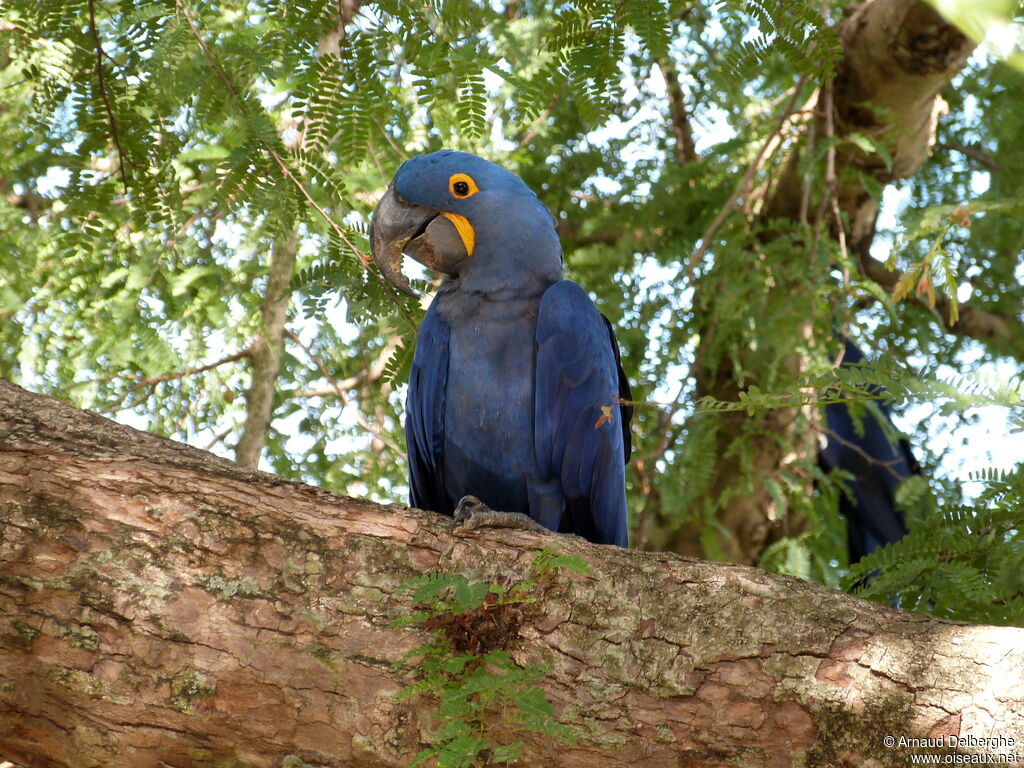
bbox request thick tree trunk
[764,0,975,236]
[1,379,1023,768]
[688,0,980,565]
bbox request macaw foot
[453,495,550,535]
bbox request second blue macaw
[821,337,922,563]
[370,150,632,547]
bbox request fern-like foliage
[686,358,1024,418]
[845,467,1024,626]
[719,0,842,82]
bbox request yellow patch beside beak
[442,212,475,256]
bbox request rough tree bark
[2,380,1023,768]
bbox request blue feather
[534,281,629,546]
[406,305,451,515]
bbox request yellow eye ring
[449,173,479,199]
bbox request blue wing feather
[820,337,920,562]
[406,304,452,515]
[534,280,629,546]
[603,314,633,462]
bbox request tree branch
[1,379,1023,767]
[235,232,298,467]
[284,329,403,457]
[936,141,1003,172]
[658,58,698,166]
[86,0,130,193]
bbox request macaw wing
[534,280,630,547]
[821,337,920,561]
[406,304,452,515]
[602,313,633,463]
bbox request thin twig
[94,346,253,413]
[290,333,401,399]
[87,0,129,193]
[516,98,557,148]
[805,86,831,269]
[819,425,909,482]
[109,181,206,206]
[798,109,816,226]
[686,76,808,280]
[203,428,233,451]
[99,391,152,415]
[628,376,689,468]
[284,330,403,456]
[936,141,1003,172]
[126,347,253,387]
[371,116,409,159]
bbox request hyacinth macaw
[821,337,921,563]
[370,150,632,547]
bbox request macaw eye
[449,173,479,199]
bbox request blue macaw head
[371,150,562,296]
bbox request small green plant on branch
[393,549,590,768]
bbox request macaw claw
[453,495,550,535]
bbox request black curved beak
[370,184,470,296]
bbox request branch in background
[658,58,698,166]
[819,425,910,481]
[290,333,401,400]
[284,329,403,457]
[810,82,854,291]
[686,77,809,280]
[125,348,254,388]
[936,141,1003,172]
[235,232,298,467]
[94,347,254,414]
[292,384,362,400]
[86,0,129,193]
[203,427,233,451]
